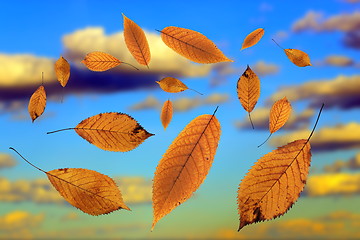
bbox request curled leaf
[47,112,154,152]
[238,139,311,230]
[152,109,221,230]
[55,56,70,87]
[28,85,46,122]
[123,13,151,67]
[161,100,173,130]
[284,49,312,67]
[241,28,264,50]
[159,26,232,64]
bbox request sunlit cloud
[0,153,17,169]
[252,60,280,76]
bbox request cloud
[323,152,360,173]
[321,55,355,67]
[0,153,17,169]
[345,0,360,3]
[292,11,323,32]
[272,31,289,42]
[0,210,44,232]
[269,74,360,109]
[252,61,279,76]
[129,95,160,111]
[270,122,360,151]
[234,108,314,131]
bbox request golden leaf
[47,168,130,215]
[270,97,292,133]
[152,109,221,230]
[156,77,202,94]
[47,112,154,152]
[237,66,260,128]
[81,51,122,72]
[54,56,70,87]
[238,139,311,230]
[161,100,173,130]
[284,49,312,67]
[123,14,151,67]
[159,26,232,64]
[241,28,264,50]
[28,85,46,122]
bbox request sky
[1,0,360,239]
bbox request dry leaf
[152,110,221,230]
[237,66,260,128]
[47,168,130,215]
[123,13,151,67]
[241,28,264,50]
[48,112,154,152]
[81,51,122,71]
[161,100,173,130]
[28,85,46,122]
[284,49,312,67]
[156,77,188,93]
[159,26,232,64]
[270,97,292,133]
[238,139,311,230]
[54,56,70,87]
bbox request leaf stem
[257,133,272,148]
[189,88,203,95]
[122,62,139,71]
[248,112,255,129]
[47,128,75,134]
[272,39,284,50]
[9,147,46,174]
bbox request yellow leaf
[54,56,70,87]
[270,97,292,133]
[161,100,173,130]
[237,66,260,128]
[81,51,122,71]
[152,109,221,230]
[28,85,46,122]
[47,112,154,152]
[241,28,264,50]
[284,49,312,67]
[238,139,311,230]
[123,14,151,67]
[156,77,188,93]
[159,26,233,64]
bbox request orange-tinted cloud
[0,153,17,169]
[323,152,360,173]
[319,55,355,67]
[252,61,279,76]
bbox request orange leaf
[237,139,311,230]
[159,26,232,64]
[47,112,154,152]
[284,49,312,67]
[28,85,46,122]
[123,14,151,67]
[156,77,188,93]
[241,28,264,50]
[270,97,292,133]
[54,56,70,87]
[152,109,221,230]
[81,51,121,71]
[237,66,260,128]
[161,100,173,130]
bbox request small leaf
[54,56,70,87]
[241,28,264,50]
[47,112,154,152]
[152,108,221,230]
[238,139,311,230]
[270,97,292,133]
[159,26,233,64]
[284,49,312,67]
[28,85,46,122]
[156,77,188,93]
[123,13,151,67]
[160,100,173,130]
[81,51,121,71]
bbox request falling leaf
[47,112,154,152]
[159,26,232,64]
[81,51,138,72]
[152,108,221,230]
[9,147,130,216]
[272,39,311,67]
[54,56,70,87]
[258,97,292,147]
[237,65,260,129]
[241,28,264,50]
[156,77,202,95]
[238,139,311,230]
[28,85,46,122]
[123,13,151,67]
[161,100,173,130]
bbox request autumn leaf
[156,77,202,95]
[241,28,264,50]
[272,39,311,67]
[81,51,138,71]
[161,100,173,130]
[237,65,260,129]
[123,13,151,68]
[47,112,154,152]
[152,107,221,230]
[238,139,311,230]
[28,85,46,122]
[54,56,70,87]
[258,97,292,147]
[158,26,232,64]
[9,148,130,216]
